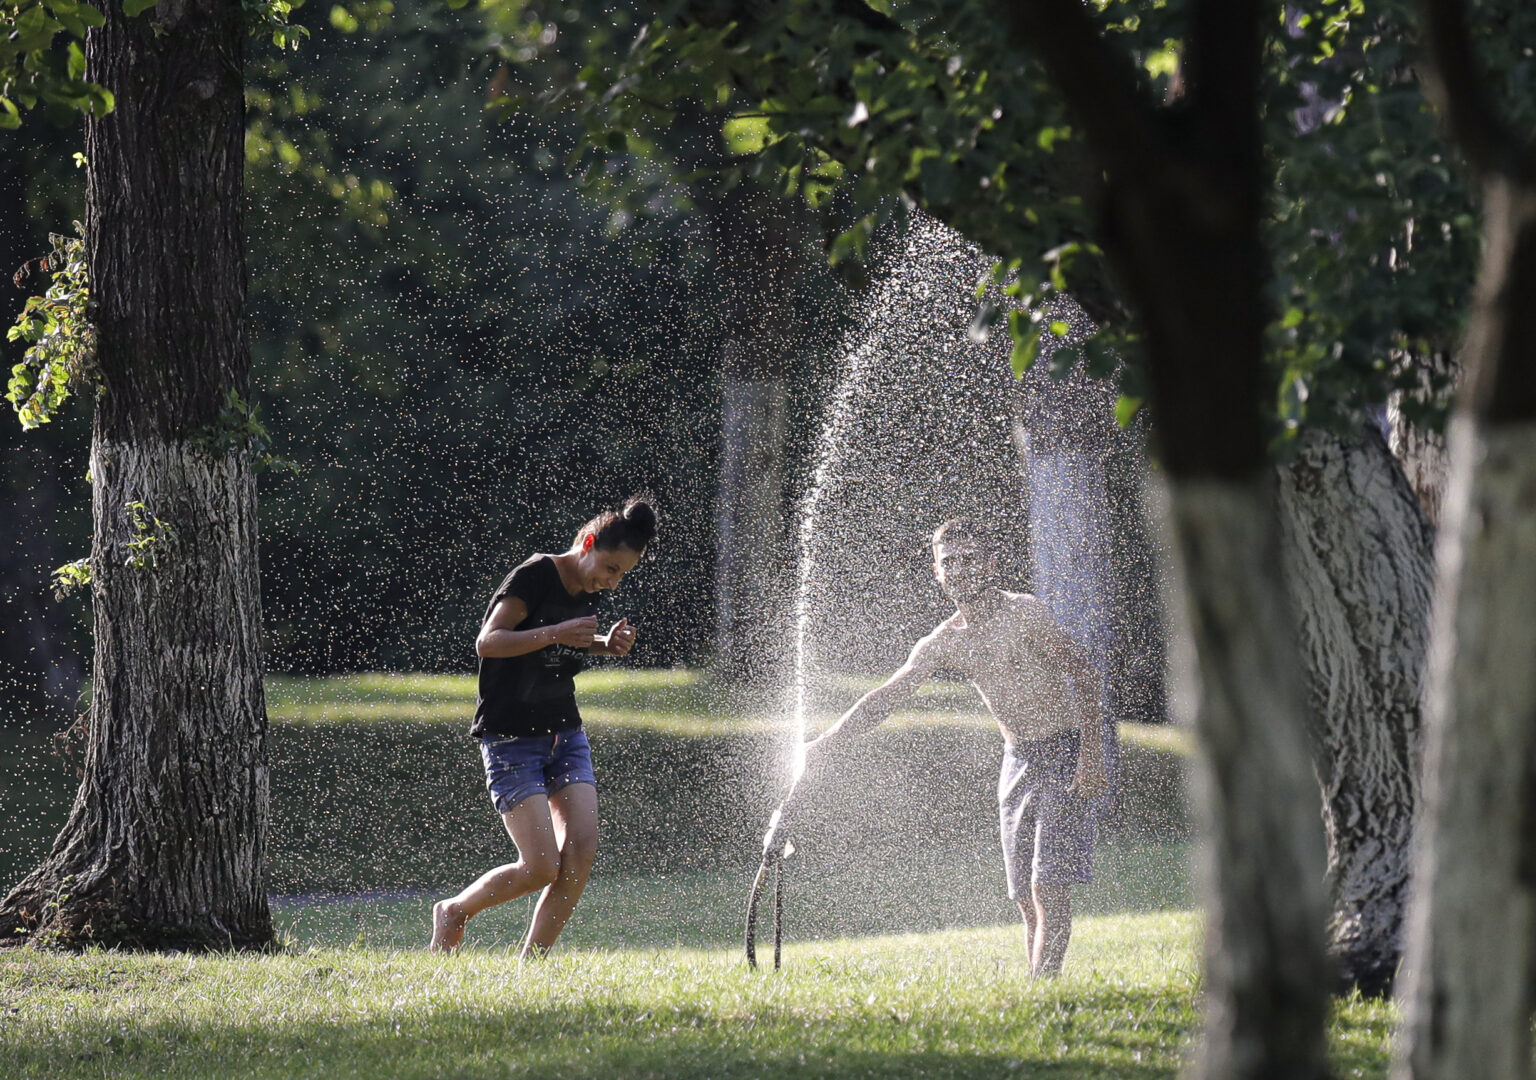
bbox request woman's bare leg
[430,794,561,952]
[522,782,599,958]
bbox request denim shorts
[479,729,596,815]
[998,730,1095,895]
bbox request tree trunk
[1016,377,1165,814]
[0,0,270,948]
[1387,355,1456,528]
[704,185,806,683]
[1394,174,1536,1080]
[1022,442,1123,789]
[1098,79,1331,1080]
[1277,424,1433,996]
[1164,479,1332,1080]
[994,3,1333,1072]
[715,370,790,677]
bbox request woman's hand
[550,615,599,649]
[595,618,636,656]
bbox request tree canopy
[481,0,1536,444]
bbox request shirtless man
[802,518,1108,976]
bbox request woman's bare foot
[430,899,468,952]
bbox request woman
[430,497,658,955]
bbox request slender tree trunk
[703,185,805,683]
[1277,424,1432,995]
[0,0,270,948]
[1394,174,1536,1080]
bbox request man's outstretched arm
[803,633,943,765]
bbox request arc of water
[787,310,904,784]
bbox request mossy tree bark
[0,0,270,949]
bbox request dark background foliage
[0,1,848,710]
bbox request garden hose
[745,800,795,969]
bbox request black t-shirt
[469,554,598,738]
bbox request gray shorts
[998,730,1095,897]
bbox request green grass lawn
[4,670,1192,896]
[0,671,1390,1078]
[0,913,1396,1080]
[266,670,1194,751]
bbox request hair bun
[622,498,658,544]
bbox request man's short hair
[932,518,994,555]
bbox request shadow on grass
[8,988,1195,1080]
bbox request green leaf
[1009,316,1041,379]
[122,0,157,16]
[722,115,770,155]
[1115,396,1144,428]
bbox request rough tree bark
[1395,1,1536,1070]
[1277,424,1433,996]
[0,0,270,948]
[1387,354,1457,527]
[998,2,1332,1077]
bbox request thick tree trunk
[1101,106,1331,1080]
[0,0,270,948]
[992,3,1330,1073]
[1387,355,1456,528]
[1166,479,1332,1080]
[1394,174,1536,1080]
[1277,424,1432,995]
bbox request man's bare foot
[430,899,467,952]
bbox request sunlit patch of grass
[0,912,1393,1080]
[272,841,1194,954]
[1119,721,1192,758]
[264,670,1178,747]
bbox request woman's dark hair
[578,496,659,553]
